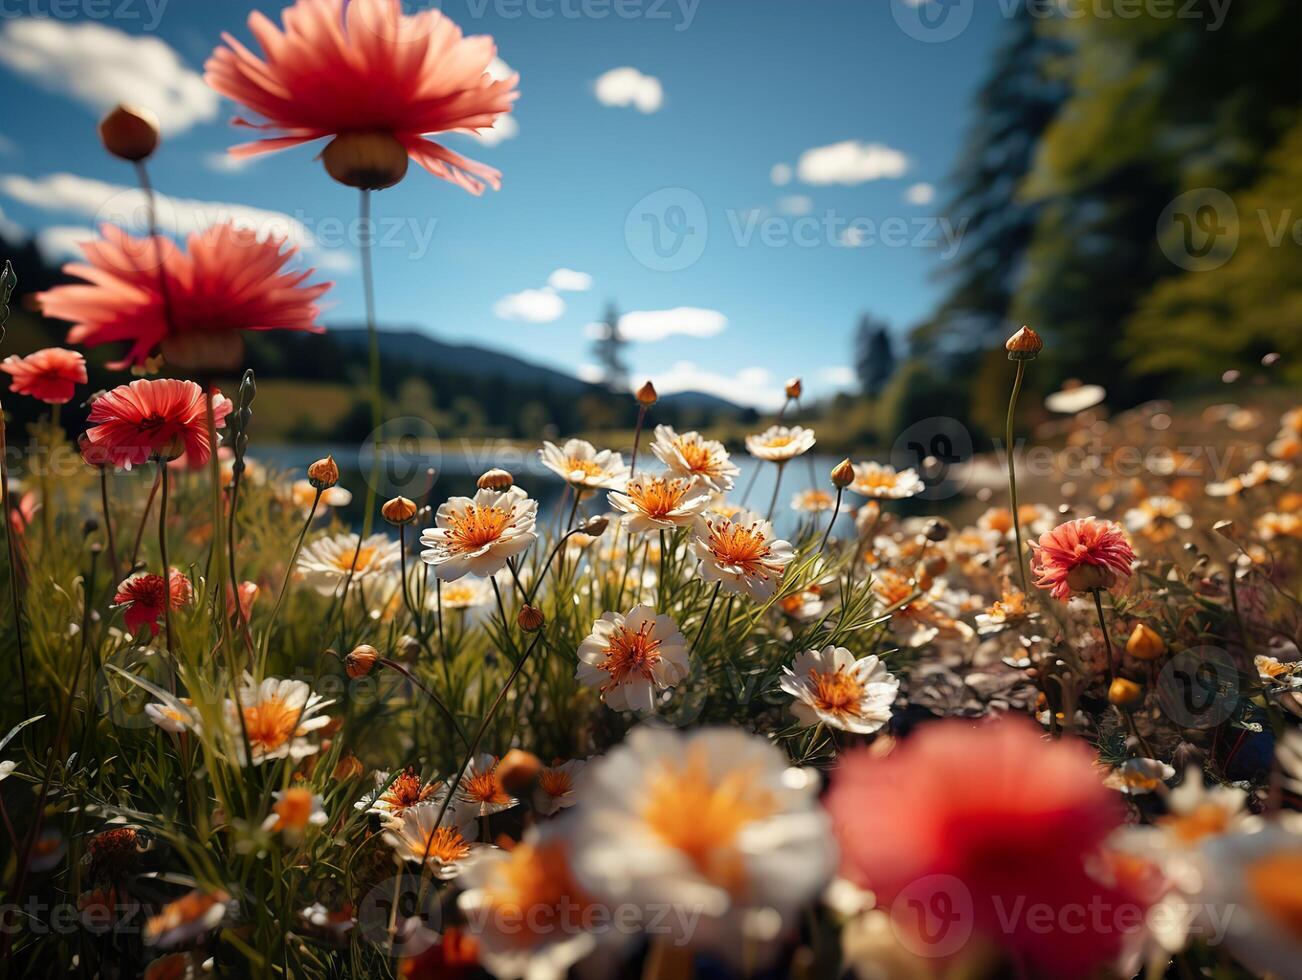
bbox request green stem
[0,408,30,715]
[1005,358,1030,595]
[766,461,786,523]
[156,460,174,660]
[360,188,382,538]
[263,489,321,654]
[818,486,844,554]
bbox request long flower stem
[130,470,162,568]
[156,460,174,659]
[1005,358,1030,595]
[263,490,321,654]
[766,461,786,523]
[359,188,383,538]
[1091,588,1116,684]
[97,466,120,575]
[0,407,30,715]
[818,487,845,554]
[630,404,648,473]
[692,581,722,649]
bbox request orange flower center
[626,477,692,518]
[481,840,590,948]
[677,439,715,472]
[1246,851,1302,940]
[243,697,301,753]
[272,788,316,830]
[598,622,663,690]
[538,768,573,798]
[447,505,511,551]
[858,471,898,490]
[384,770,438,810]
[983,508,1013,533]
[1158,802,1232,843]
[332,545,377,572]
[809,667,863,714]
[463,768,511,806]
[414,826,471,866]
[640,748,775,895]
[763,435,794,448]
[703,520,772,575]
[566,458,606,479]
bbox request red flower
[1029,517,1135,602]
[37,223,328,371]
[84,379,232,470]
[204,0,517,194]
[114,570,193,637]
[1,347,87,404]
[826,719,1148,978]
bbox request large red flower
[826,719,1148,978]
[1,347,87,404]
[114,569,194,637]
[84,379,232,470]
[204,0,518,194]
[1029,517,1136,601]
[37,223,328,371]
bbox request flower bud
[322,132,409,190]
[345,644,379,679]
[517,605,545,632]
[1108,678,1144,709]
[785,377,803,399]
[1005,325,1044,360]
[636,381,658,406]
[381,496,418,525]
[923,518,950,543]
[1066,563,1113,594]
[333,754,365,781]
[307,456,339,491]
[580,516,609,537]
[477,468,514,491]
[98,104,160,162]
[830,458,855,489]
[1126,623,1165,662]
[497,749,543,794]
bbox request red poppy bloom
[84,378,232,470]
[1029,517,1136,602]
[1,347,88,404]
[114,570,193,637]
[204,0,517,194]
[37,223,328,371]
[826,718,1148,978]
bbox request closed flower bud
[333,754,365,781]
[923,518,950,543]
[307,456,339,490]
[831,458,855,489]
[517,605,545,632]
[1066,563,1113,594]
[382,496,418,525]
[322,132,409,190]
[477,468,514,491]
[98,104,160,162]
[1005,325,1044,361]
[1126,623,1165,661]
[580,516,609,537]
[497,749,543,794]
[785,377,803,399]
[345,644,379,679]
[1108,678,1144,709]
[636,380,658,406]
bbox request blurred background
[0,0,1298,456]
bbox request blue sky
[0,0,1005,409]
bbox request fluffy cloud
[0,19,218,135]
[204,152,256,175]
[820,365,857,387]
[770,163,793,186]
[493,287,565,323]
[586,307,727,343]
[35,225,96,262]
[469,57,520,146]
[796,140,908,186]
[652,362,785,411]
[547,268,593,292]
[906,182,936,205]
[778,195,813,216]
[594,67,663,113]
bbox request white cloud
[493,287,565,323]
[820,365,857,387]
[35,225,95,262]
[796,140,909,186]
[905,182,936,205]
[652,362,785,412]
[470,114,518,147]
[594,67,663,113]
[0,19,218,135]
[547,268,593,292]
[839,226,867,248]
[770,163,792,186]
[576,363,605,383]
[0,171,353,271]
[0,205,24,242]
[204,152,256,175]
[591,307,727,343]
[778,195,813,216]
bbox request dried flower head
[98,104,159,161]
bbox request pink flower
[84,379,231,470]
[37,223,329,370]
[0,348,87,404]
[1030,517,1135,601]
[204,0,518,194]
[827,719,1147,977]
[114,570,193,637]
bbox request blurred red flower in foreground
[1,347,87,404]
[1029,517,1135,601]
[204,0,518,194]
[84,379,231,469]
[826,718,1148,977]
[114,569,193,637]
[37,223,329,371]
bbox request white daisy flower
[1103,758,1176,796]
[382,801,481,880]
[144,694,200,734]
[791,488,836,512]
[779,646,898,734]
[144,889,229,948]
[849,461,925,500]
[225,676,333,767]
[261,787,327,842]
[354,768,442,825]
[745,424,816,463]
[1123,496,1193,542]
[452,753,519,816]
[534,759,587,816]
[420,487,538,581]
[430,576,496,611]
[692,511,795,601]
[285,478,352,515]
[651,425,739,492]
[296,532,400,595]
[607,474,711,534]
[576,605,690,713]
[539,439,628,491]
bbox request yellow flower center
[677,438,715,472]
[447,505,511,551]
[566,458,606,480]
[481,839,590,947]
[332,545,377,572]
[703,520,773,576]
[243,696,302,753]
[641,748,775,895]
[272,788,315,830]
[809,667,863,714]
[1246,851,1302,940]
[858,471,898,490]
[1158,802,1232,844]
[598,621,663,690]
[626,477,692,518]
